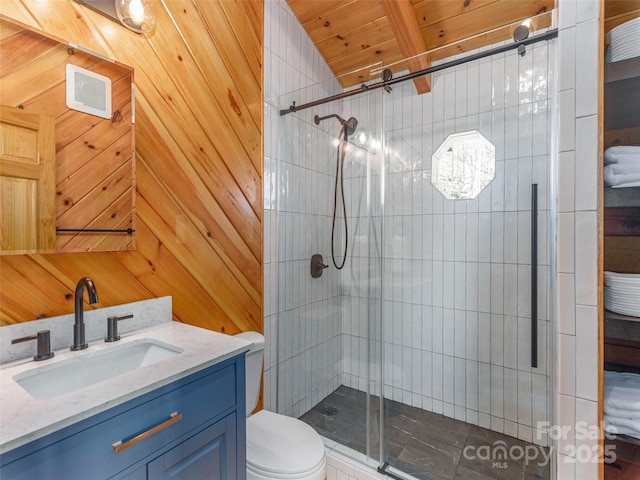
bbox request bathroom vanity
[0,298,250,479]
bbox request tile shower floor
[300,386,550,480]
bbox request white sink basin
[13,339,183,399]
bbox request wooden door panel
[0,105,55,253]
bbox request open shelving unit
[602,10,640,479]
[603,56,640,274]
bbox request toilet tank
[234,331,264,416]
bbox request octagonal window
[431,130,495,200]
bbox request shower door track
[377,462,408,480]
[279,28,558,117]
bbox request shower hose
[331,126,348,269]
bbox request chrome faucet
[71,277,99,351]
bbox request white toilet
[235,331,326,480]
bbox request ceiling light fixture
[74,0,156,34]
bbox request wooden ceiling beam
[380,0,431,93]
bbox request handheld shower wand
[313,112,359,269]
[314,114,358,138]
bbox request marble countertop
[0,321,251,455]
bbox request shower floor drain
[323,407,338,416]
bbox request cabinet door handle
[112,411,182,455]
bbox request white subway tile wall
[555,1,600,478]
[263,0,343,416]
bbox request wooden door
[0,105,56,253]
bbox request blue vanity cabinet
[0,354,246,480]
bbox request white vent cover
[65,64,112,119]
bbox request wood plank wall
[0,0,264,341]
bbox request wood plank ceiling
[0,0,263,338]
[287,0,555,90]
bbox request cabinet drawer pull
[112,411,182,454]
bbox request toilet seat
[246,410,326,479]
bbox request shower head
[314,113,358,136]
[341,116,358,136]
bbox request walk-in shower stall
[271,16,557,480]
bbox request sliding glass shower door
[275,67,386,462]
[371,40,553,479]
[275,31,554,479]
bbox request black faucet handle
[105,314,134,342]
[12,330,55,361]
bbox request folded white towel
[604,370,640,414]
[604,404,640,419]
[604,420,640,440]
[604,164,640,187]
[604,414,640,432]
[606,163,640,176]
[605,146,640,165]
[606,146,640,154]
